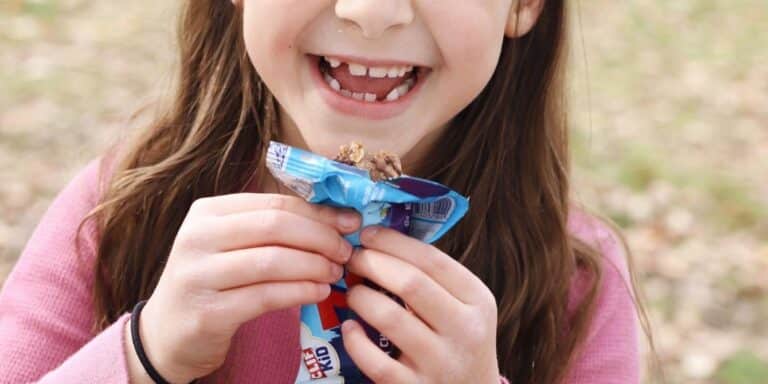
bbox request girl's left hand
[342,226,501,384]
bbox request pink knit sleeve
[563,212,640,384]
[0,157,131,383]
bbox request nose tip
[335,0,414,39]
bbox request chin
[299,130,410,159]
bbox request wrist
[124,318,156,384]
[133,301,198,384]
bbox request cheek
[241,1,326,82]
[447,31,503,93]
[242,4,293,67]
[429,6,506,109]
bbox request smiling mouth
[312,54,426,103]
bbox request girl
[0,1,647,383]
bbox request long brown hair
[79,1,650,383]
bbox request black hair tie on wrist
[131,300,172,384]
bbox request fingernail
[361,226,379,243]
[331,263,344,279]
[338,212,360,229]
[346,248,360,265]
[341,241,353,262]
[342,320,358,332]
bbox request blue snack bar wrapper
[265,141,469,384]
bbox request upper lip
[309,52,431,68]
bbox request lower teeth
[321,65,416,102]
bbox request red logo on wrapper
[302,347,327,379]
[316,289,346,330]
[316,273,365,329]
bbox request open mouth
[310,54,428,103]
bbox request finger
[198,246,344,290]
[198,210,353,263]
[348,248,466,333]
[191,193,361,233]
[360,226,486,304]
[347,284,437,362]
[341,319,417,384]
[217,281,331,326]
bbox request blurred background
[1,1,766,383]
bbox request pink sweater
[0,157,639,383]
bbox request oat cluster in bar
[332,141,403,182]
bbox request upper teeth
[324,56,414,78]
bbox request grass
[716,351,768,384]
[20,0,59,19]
[572,126,766,234]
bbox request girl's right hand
[126,193,359,383]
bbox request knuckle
[365,361,391,383]
[398,273,424,298]
[253,247,279,273]
[265,194,288,211]
[179,215,223,250]
[184,219,228,251]
[258,210,283,235]
[178,271,200,292]
[301,281,317,294]
[164,267,185,290]
[301,281,327,303]
[189,196,213,215]
[175,220,202,247]
[376,305,402,327]
[316,204,339,223]
[346,285,364,307]
[335,237,351,259]
[429,254,451,275]
[483,290,499,318]
[168,264,197,290]
[458,309,491,345]
[419,255,442,279]
[473,284,498,318]
[255,284,279,312]
[309,281,328,298]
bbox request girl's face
[239,0,539,162]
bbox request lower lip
[307,55,430,121]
